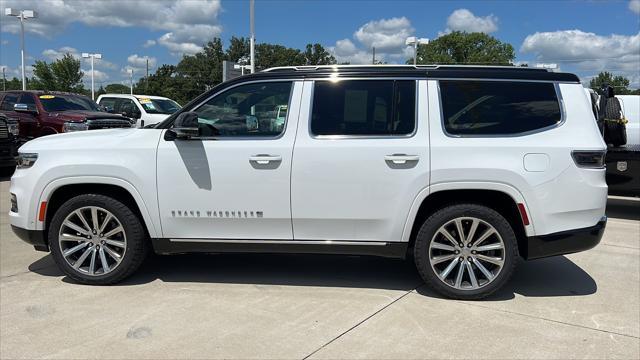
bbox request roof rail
[261,64,550,72]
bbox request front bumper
[524,217,606,260]
[11,225,49,252]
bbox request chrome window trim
[436,80,567,139]
[169,238,389,246]
[176,79,299,141]
[307,78,419,140]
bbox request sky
[0,0,639,88]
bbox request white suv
[9,66,607,299]
[96,94,181,127]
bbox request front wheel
[414,204,518,300]
[49,194,148,284]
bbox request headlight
[63,121,89,132]
[7,122,19,136]
[16,153,38,169]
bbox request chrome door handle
[384,154,420,164]
[249,154,282,165]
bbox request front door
[291,79,430,242]
[157,81,302,240]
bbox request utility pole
[372,47,376,65]
[249,0,255,73]
[2,67,5,91]
[5,8,37,90]
[128,68,134,95]
[146,58,149,93]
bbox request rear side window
[1,93,19,111]
[440,81,561,135]
[311,80,416,136]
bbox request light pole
[405,36,429,66]
[249,0,255,73]
[4,8,38,91]
[82,52,102,100]
[127,68,134,95]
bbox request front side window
[311,80,416,136]
[98,97,117,112]
[137,98,181,115]
[440,80,562,135]
[1,93,19,111]
[192,81,292,138]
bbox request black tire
[414,204,518,300]
[48,194,148,285]
[604,98,627,147]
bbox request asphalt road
[1,178,639,359]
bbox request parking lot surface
[0,178,639,359]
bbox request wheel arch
[402,183,532,258]
[38,177,159,241]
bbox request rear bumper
[524,217,606,260]
[11,225,49,252]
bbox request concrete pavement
[1,178,638,359]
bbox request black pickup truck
[0,113,20,171]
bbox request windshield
[137,98,181,115]
[39,94,100,112]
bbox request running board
[151,238,408,258]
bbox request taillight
[572,150,606,169]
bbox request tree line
[2,32,638,104]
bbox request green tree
[589,71,633,95]
[32,53,85,92]
[413,31,515,65]
[255,43,306,69]
[225,36,250,63]
[2,77,24,91]
[303,44,336,65]
[104,83,131,94]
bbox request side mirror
[166,112,199,140]
[14,103,37,114]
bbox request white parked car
[9,65,607,299]
[616,95,640,146]
[96,94,181,127]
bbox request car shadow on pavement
[606,197,640,221]
[29,252,596,300]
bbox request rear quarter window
[440,80,562,136]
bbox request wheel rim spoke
[88,248,97,275]
[431,242,455,251]
[475,254,504,266]
[58,206,127,276]
[439,258,459,279]
[454,260,465,288]
[431,254,456,265]
[99,248,111,273]
[63,242,88,257]
[474,257,494,281]
[105,239,125,248]
[73,247,94,269]
[466,219,479,245]
[466,261,479,288]
[74,210,92,233]
[429,216,505,291]
[102,245,122,263]
[103,226,124,239]
[438,228,459,247]
[98,213,113,234]
[63,220,90,236]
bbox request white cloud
[1,39,8,45]
[630,0,640,14]
[521,30,640,86]
[127,54,157,69]
[328,17,416,64]
[143,40,156,48]
[0,64,34,79]
[41,46,118,70]
[82,69,109,83]
[443,9,498,34]
[0,0,222,55]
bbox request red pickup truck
[0,91,133,141]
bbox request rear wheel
[414,204,518,300]
[49,194,148,284]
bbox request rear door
[17,93,39,138]
[291,79,430,242]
